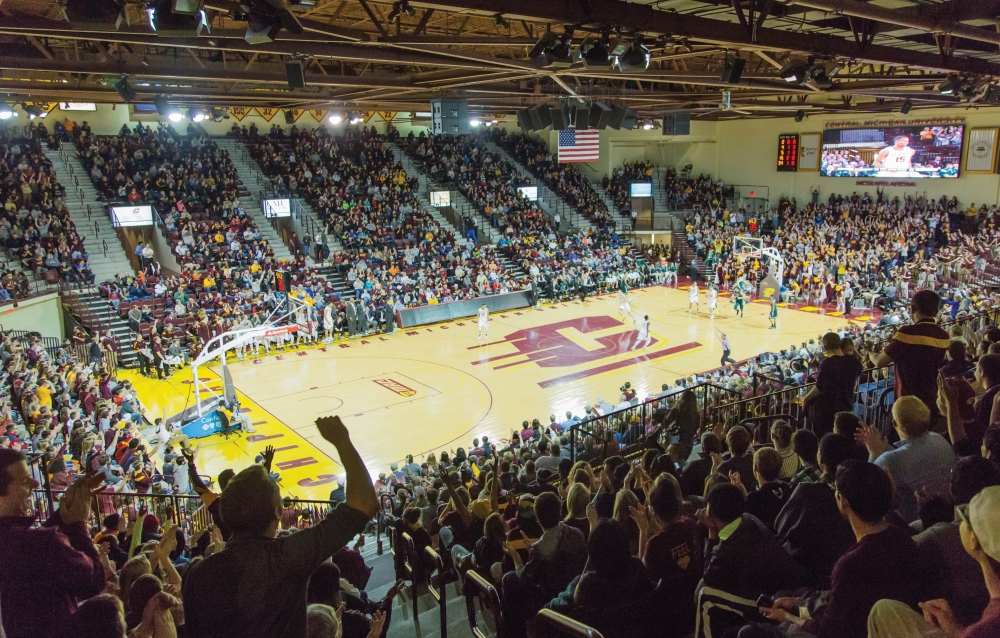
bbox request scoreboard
[777,133,799,172]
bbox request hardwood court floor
[127,285,855,500]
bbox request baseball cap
[964,485,1000,562]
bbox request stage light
[937,76,958,95]
[530,31,574,68]
[579,35,614,69]
[348,111,363,124]
[0,103,17,119]
[243,0,304,44]
[23,105,47,120]
[168,111,184,122]
[147,0,206,35]
[328,113,343,124]
[209,108,229,121]
[780,61,808,84]
[617,38,650,73]
[900,99,912,115]
[469,118,480,127]
[808,64,833,90]
[642,120,654,130]
[188,107,208,122]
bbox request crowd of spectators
[1,123,96,289]
[681,189,999,317]
[491,129,613,229]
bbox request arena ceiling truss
[0,0,998,119]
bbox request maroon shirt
[0,511,106,638]
[883,319,950,417]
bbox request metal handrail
[535,609,606,638]
[464,570,502,638]
[426,546,447,638]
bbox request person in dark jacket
[500,492,588,638]
[0,449,107,638]
[774,433,857,586]
[700,483,810,602]
[182,416,378,638]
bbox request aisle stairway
[221,138,346,255]
[75,289,138,367]
[481,140,597,233]
[214,139,294,262]
[385,140,487,242]
[43,148,134,283]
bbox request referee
[718,330,736,366]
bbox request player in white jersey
[688,282,700,315]
[873,135,916,173]
[477,304,489,340]
[617,291,634,324]
[632,314,652,350]
[706,283,718,319]
[323,304,335,343]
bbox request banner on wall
[965,128,999,174]
[798,133,820,172]
[363,111,375,123]
[290,109,306,122]
[308,109,328,122]
[255,108,279,122]
[230,107,252,121]
[379,111,397,122]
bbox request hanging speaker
[527,106,543,131]
[620,108,637,131]
[721,55,746,84]
[573,103,591,129]
[608,105,627,130]
[671,113,690,135]
[535,104,552,129]
[550,103,571,130]
[285,59,306,90]
[284,110,295,124]
[589,101,612,130]
[516,108,533,131]
[114,77,136,103]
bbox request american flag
[558,128,600,163]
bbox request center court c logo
[373,378,417,396]
[470,315,702,388]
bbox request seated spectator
[742,447,792,532]
[719,425,758,492]
[859,395,956,523]
[868,484,1000,638]
[500,491,587,638]
[744,460,941,638]
[774,433,858,585]
[699,483,809,603]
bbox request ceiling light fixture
[328,113,343,124]
[0,103,15,120]
[808,64,833,90]
[470,118,480,127]
[937,75,959,96]
[188,107,208,122]
[779,61,808,85]
[494,13,509,29]
[168,111,184,122]
[579,34,615,69]
[617,37,650,73]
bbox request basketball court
[127,284,856,500]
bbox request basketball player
[706,283,718,319]
[873,135,916,173]
[632,315,652,350]
[769,295,778,329]
[665,257,678,286]
[477,304,489,340]
[688,282,699,315]
[617,290,634,324]
[323,304,335,343]
[732,285,745,318]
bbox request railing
[465,570,502,638]
[536,609,605,638]
[59,282,111,333]
[31,487,345,532]
[568,381,742,466]
[426,547,448,638]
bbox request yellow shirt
[35,385,51,409]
